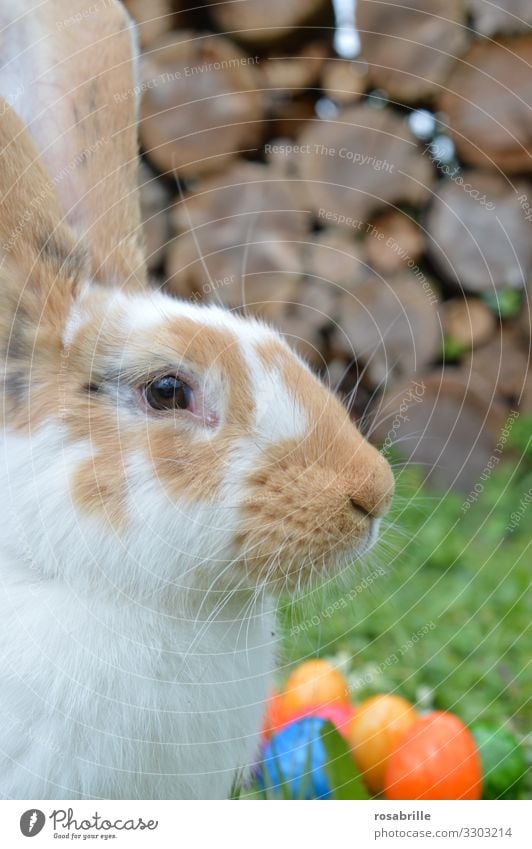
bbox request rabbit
[0,1,394,799]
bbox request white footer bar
[2,799,529,848]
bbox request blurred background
[124,0,531,797]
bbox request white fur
[0,424,277,799]
[0,297,314,800]
[0,285,383,799]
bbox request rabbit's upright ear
[0,98,89,326]
[0,98,88,281]
[0,0,146,289]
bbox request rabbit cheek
[71,452,129,530]
[143,425,225,504]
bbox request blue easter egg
[260,717,331,799]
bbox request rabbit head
[0,2,394,606]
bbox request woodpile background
[126,0,531,491]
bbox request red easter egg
[384,711,482,800]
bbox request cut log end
[209,0,331,46]
[439,35,532,173]
[426,172,532,293]
[442,298,496,351]
[373,373,508,492]
[295,105,436,226]
[364,210,425,274]
[139,31,264,178]
[356,0,470,103]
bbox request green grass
[275,420,532,798]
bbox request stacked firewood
[126,0,532,491]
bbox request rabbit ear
[0,98,87,280]
[0,0,146,289]
[0,96,90,392]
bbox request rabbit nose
[347,452,395,518]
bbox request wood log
[123,0,174,49]
[442,298,496,351]
[305,229,368,294]
[274,277,337,368]
[263,230,368,367]
[260,41,329,96]
[468,0,532,36]
[165,231,302,319]
[138,163,172,272]
[364,210,425,274]
[265,138,321,227]
[165,162,306,315]
[295,105,435,227]
[372,372,508,492]
[208,0,330,47]
[321,59,368,106]
[439,36,532,173]
[265,96,318,141]
[171,161,309,236]
[463,325,530,405]
[356,0,469,103]
[331,269,441,387]
[425,172,532,293]
[139,31,264,177]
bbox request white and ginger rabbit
[0,1,394,799]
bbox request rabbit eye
[145,376,193,411]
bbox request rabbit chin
[233,520,381,596]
